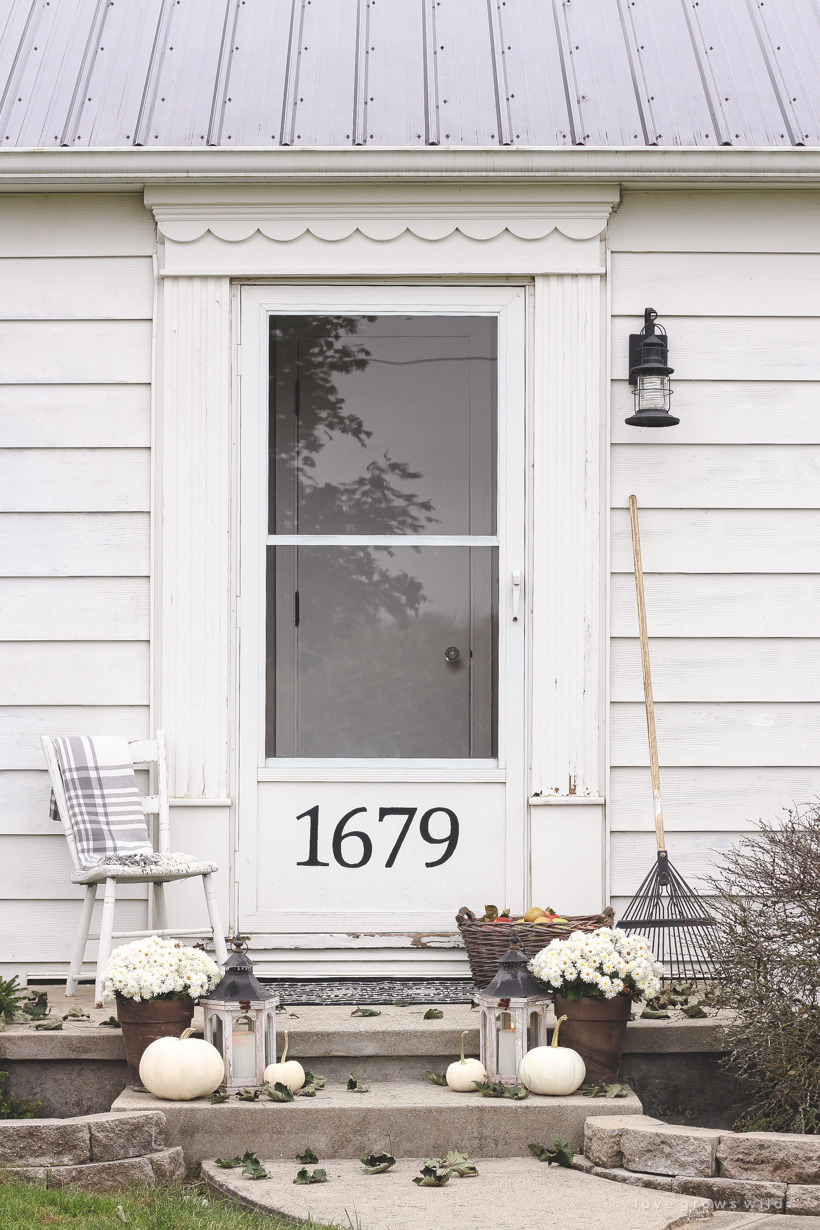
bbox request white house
[1,0,819,984]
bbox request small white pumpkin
[263,1031,305,1092]
[518,1015,585,1096]
[446,1030,487,1092]
[139,1027,225,1101]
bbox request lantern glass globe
[636,374,670,412]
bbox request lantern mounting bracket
[628,309,668,387]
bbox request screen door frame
[237,284,528,930]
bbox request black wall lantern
[625,307,679,428]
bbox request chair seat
[71,857,218,884]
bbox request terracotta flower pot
[117,995,194,1085]
[554,993,632,1084]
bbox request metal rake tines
[617,854,720,984]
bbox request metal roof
[1,0,819,150]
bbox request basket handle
[598,906,615,925]
[456,906,476,925]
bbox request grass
[0,1175,344,1230]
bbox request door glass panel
[266,546,498,758]
[269,316,497,536]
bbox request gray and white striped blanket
[49,735,154,869]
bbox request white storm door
[237,285,526,948]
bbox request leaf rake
[615,495,720,985]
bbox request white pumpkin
[263,1031,305,1093]
[446,1030,487,1092]
[139,1027,225,1101]
[518,1015,585,1096]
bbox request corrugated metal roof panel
[1,0,819,148]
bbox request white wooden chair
[41,730,229,1004]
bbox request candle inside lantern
[231,1018,256,1081]
[497,1015,517,1077]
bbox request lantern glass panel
[232,1015,256,1081]
[527,1010,540,1052]
[496,1011,517,1077]
[636,375,670,412]
[211,1015,223,1058]
[264,1014,275,1066]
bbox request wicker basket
[456,905,616,989]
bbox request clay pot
[554,993,632,1084]
[117,995,194,1085]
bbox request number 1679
[296,805,459,869]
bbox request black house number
[296,805,459,869]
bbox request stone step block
[49,1155,156,1193]
[717,1131,820,1184]
[672,1175,785,1213]
[584,1115,663,1168]
[0,1119,89,1167]
[620,1124,723,1178]
[87,1110,166,1161]
[786,1185,820,1215]
[592,1166,674,1192]
[112,1081,644,1170]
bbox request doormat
[259,978,477,1005]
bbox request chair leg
[154,882,169,931]
[202,873,229,967]
[66,884,96,996]
[95,877,117,1007]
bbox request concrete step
[202,1155,713,1230]
[112,1082,644,1170]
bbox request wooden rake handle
[629,495,666,853]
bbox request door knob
[444,646,460,665]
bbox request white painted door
[238,285,526,967]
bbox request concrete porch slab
[112,1082,644,1169]
[202,1156,713,1230]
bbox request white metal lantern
[475,942,550,1086]
[200,937,279,1094]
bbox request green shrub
[0,976,25,1023]
[710,805,820,1133]
[0,1072,40,1121]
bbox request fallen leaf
[264,1081,294,1103]
[393,999,411,1008]
[528,1139,573,1167]
[351,1007,381,1017]
[681,1003,707,1019]
[241,1151,267,1180]
[640,1007,670,1020]
[215,1156,243,1168]
[296,1148,319,1165]
[99,1016,121,1028]
[294,1167,327,1185]
[423,1009,443,1020]
[33,1018,63,1030]
[209,1093,229,1104]
[234,1087,260,1101]
[347,1074,369,1093]
[360,1151,396,1174]
[425,1071,447,1086]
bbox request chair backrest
[41,730,171,871]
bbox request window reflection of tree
[270,315,438,631]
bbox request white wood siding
[607,191,820,920]
[0,193,154,979]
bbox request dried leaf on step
[289,1012,300,1018]
[241,1151,267,1180]
[682,1003,707,1019]
[393,999,411,1007]
[423,1009,443,1019]
[582,1082,628,1099]
[351,1006,381,1017]
[276,1004,286,1013]
[235,1087,261,1101]
[440,1151,478,1177]
[296,1148,319,1165]
[33,1017,63,1030]
[99,1016,121,1028]
[63,1006,89,1019]
[640,1007,670,1020]
[426,1071,447,1086]
[413,1164,451,1187]
[264,1081,294,1102]
[347,1074,369,1092]
[504,1084,529,1100]
[528,1139,573,1168]
[209,1093,229,1104]
[474,1080,505,1098]
[360,1152,396,1174]
[294,1167,327,1185]
[215,1156,243,1168]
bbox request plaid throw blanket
[49,735,154,868]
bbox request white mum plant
[100,934,220,1004]
[529,927,662,1002]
